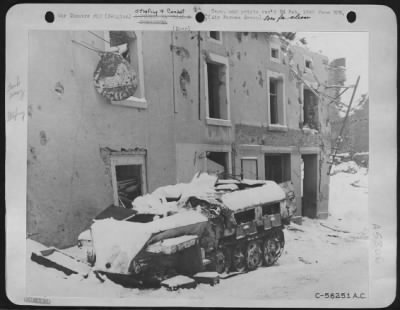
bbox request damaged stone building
[28,31,343,248]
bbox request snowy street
[26,165,369,301]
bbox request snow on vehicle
[78,173,290,284]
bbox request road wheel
[215,249,226,274]
[223,247,232,273]
[263,235,279,266]
[232,244,247,272]
[246,241,263,270]
[272,229,285,258]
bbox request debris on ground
[286,226,304,233]
[327,234,339,238]
[31,247,91,276]
[161,275,197,291]
[192,272,220,286]
[298,257,312,264]
[320,223,350,233]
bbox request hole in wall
[54,82,64,97]
[179,69,191,97]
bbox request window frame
[264,153,291,183]
[269,42,281,63]
[104,31,147,109]
[204,53,232,126]
[207,31,223,44]
[266,70,287,130]
[110,153,147,206]
[240,157,259,180]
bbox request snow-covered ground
[26,165,369,301]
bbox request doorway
[301,154,318,218]
[264,154,291,183]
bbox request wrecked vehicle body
[79,174,293,284]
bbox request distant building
[28,31,343,247]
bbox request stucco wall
[28,31,177,248]
[170,31,234,146]
[171,31,235,183]
[27,31,334,248]
[220,33,332,219]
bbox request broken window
[209,31,222,42]
[303,88,319,130]
[109,31,135,59]
[105,31,146,105]
[264,154,291,183]
[206,151,230,178]
[268,76,285,125]
[110,154,147,207]
[206,61,228,120]
[115,165,142,207]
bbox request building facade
[28,31,339,248]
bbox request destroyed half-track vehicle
[78,173,295,284]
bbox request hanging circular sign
[93,52,138,101]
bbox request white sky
[295,32,369,105]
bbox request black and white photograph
[5,4,396,307]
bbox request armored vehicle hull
[79,174,288,283]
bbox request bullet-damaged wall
[27,31,336,248]
[222,32,333,219]
[28,31,177,248]
[171,31,235,183]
